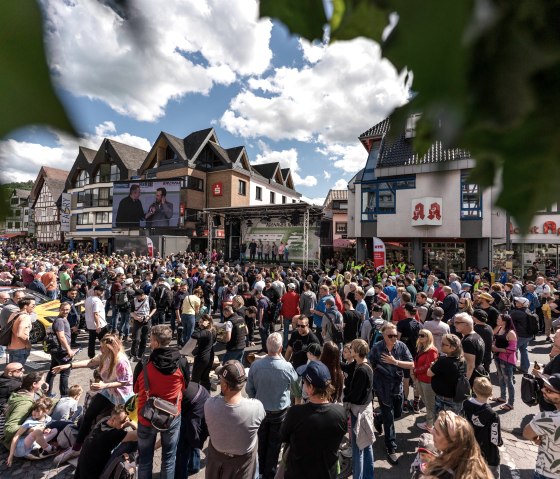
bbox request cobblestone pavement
[0,329,553,478]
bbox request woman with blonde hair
[413,329,439,431]
[52,334,133,463]
[423,411,493,479]
[458,297,474,315]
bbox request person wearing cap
[376,291,393,322]
[472,309,494,374]
[510,296,534,373]
[84,285,109,359]
[458,282,472,300]
[523,373,560,479]
[280,360,346,479]
[204,360,265,479]
[477,291,499,329]
[246,333,299,479]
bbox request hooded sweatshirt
[2,390,36,447]
[0,374,22,408]
[133,347,189,427]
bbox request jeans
[152,309,167,326]
[517,336,531,372]
[7,348,30,366]
[258,409,287,479]
[435,395,463,416]
[282,318,292,351]
[175,443,200,479]
[131,320,151,358]
[495,358,515,406]
[351,413,374,479]
[87,326,108,359]
[46,353,71,396]
[108,308,119,331]
[259,322,271,353]
[117,310,131,337]
[47,289,58,300]
[138,414,181,479]
[181,314,196,346]
[374,394,402,453]
[416,380,436,427]
[222,349,244,364]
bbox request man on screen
[115,184,145,228]
[145,187,174,227]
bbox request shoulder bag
[141,361,180,431]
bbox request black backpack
[0,312,22,347]
[454,360,472,403]
[526,311,540,335]
[325,309,344,344]
[521,373,541,406]
[495,292,511,312]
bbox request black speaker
[291,212,300,225]
[213,215,221,227]
[195,224,204,237]
[319,220,331,238]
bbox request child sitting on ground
[7,398,57,465]
[463,377,502,479]
[51,385,84,421]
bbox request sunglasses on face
[296,324,308,328]
[418,334,428,338]
[386,334,398,339]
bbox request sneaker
[412,399,420,413]
[39,446,58,459]
[417,422,433,432]
[26,449,42,460]
[387,451,399,465]
[54,448,80,466]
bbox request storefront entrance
[423,242,466,275]
[493,243,559,278]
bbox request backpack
[423,299,435,322]
[57,423,79,449]
[115,289,129,308]
[367,318,384,347]
[43,330,60,355]
[154,286,172,310]
[526,311,540,335]
[100,452,137,479]
[0,312,22,347]
[494,292,511,312]
[454,361,472,403]
[521,373,541,406]
[325,309,344,344]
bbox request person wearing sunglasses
[369,322,414,465]
[284,315,320,370]
[413,329,439,431]
[523,373,560,479]
[0,362,25,409]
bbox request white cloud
[253,143,317,187]
[220,37,409,145]
[298,38,326,64]
[0,123,151,182]
[333,178,348,190]
[323,170,331,180]
[301,195,325,206]
[43,0,273,121]
[316,142,368,174]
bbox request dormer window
[94,163,119,183]
[75,169,89,187]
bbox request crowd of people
[0,243,559,479]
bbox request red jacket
[134,361,185,427]
[414,347,439,383]
[280,291,300,318]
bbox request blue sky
[1,0,409,204]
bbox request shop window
[256,186,262,201]
[461,172,482,219]
[335,222,347,234]
[361,176,415,221]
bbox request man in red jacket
[279,283,300,350]
[133,325,189,479]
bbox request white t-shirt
[85,295,107,330]
[530,410,560,478]
[423,319,450,353]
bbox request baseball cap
[541,373,560,393]
[296,360,331,388]
[377,292,389,303]
[124,278,134,285]
[514,296,530,307]
[305,343,322,358]
[215,360,247,386]
[287,283,296,290]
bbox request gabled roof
[207,141,230,164]
[31,166,69,207]
[323,189,348,208]
[225,146,244,163]
[280,168,290,180]
[80,146,97,164]
[107,139,148,172]
[162,132,187,161]
[184,128,215,161]
[359,116,471,168]
[252,162,280,180]
[14,189,31,199]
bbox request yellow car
[0,287,62,344]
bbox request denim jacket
[369,340,412,405]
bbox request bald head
[3,362,24,378]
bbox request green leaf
[330,0,391,43]
[260,0,327,42]
[0,1,76,140]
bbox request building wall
[35,184,61,243]
[249,177,300,206]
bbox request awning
[333,238,356,248]
[0,233,25,240]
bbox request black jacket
[0,375,22,408]
[463,399,502,466]
[510,307,532,338]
